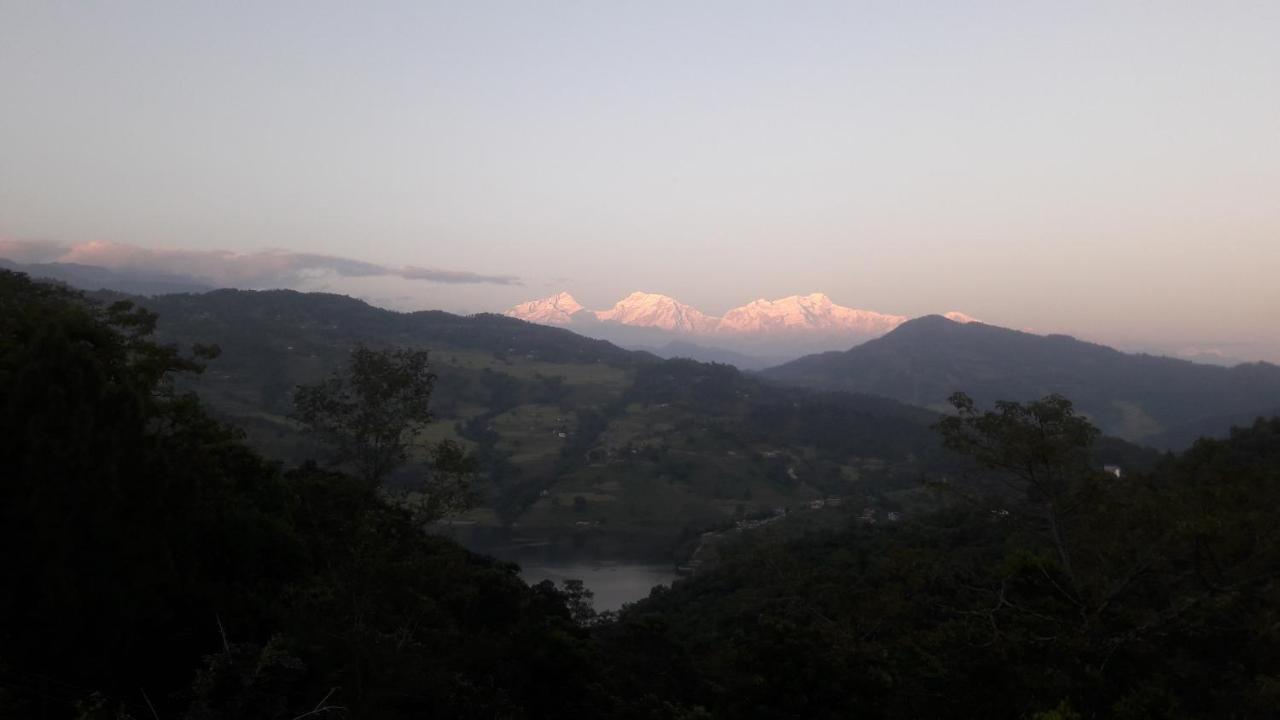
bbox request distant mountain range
[762,314,1280,449]
[11,258,1274,450]
[507,291,977,362]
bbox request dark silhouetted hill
[762,315,1280,448]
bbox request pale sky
[1,2,1278,359]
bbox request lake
[440,524,680,612]
[518,562,678,612]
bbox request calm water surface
[443,525,680,611]
[519,562,678,612]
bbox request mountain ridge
[762,314,1280,448]
[593,291,720,333]
[506,290,974,341]
[505,291,584,325]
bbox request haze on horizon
[1,2,1277,360]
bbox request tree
[294,344,436,485]
[294,344,475,522]
[934,392,1100,587]
[405,437,478,522]
[928,394,1280,715]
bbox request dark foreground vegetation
[3,270,1278,718]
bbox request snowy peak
[594,291,719,333]
[718,293,906,335]
[505,291,585,325]
[505,291,972,341]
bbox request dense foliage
[294,344,439,485]
[601,400,1280,718]
[0,272,599,718]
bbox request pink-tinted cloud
[1,239,519,286]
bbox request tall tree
[294,344,474,520]
[934,391,1100,588]
[294,344,436,485]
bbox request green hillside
[125,288,953,557]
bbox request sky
[1,2,1278,359]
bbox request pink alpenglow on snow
[507,291,981,342]
[592,292,720,334]
[718,293,905,335]
[504,292,585,325]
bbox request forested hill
[601,415,1280,717]
[139,287,653,366]
[109,286,973,551]
[762,314,1280,448]
[124,287,656,461]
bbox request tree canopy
[601,398,1280,718]
[293,344,436,485]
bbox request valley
[126,288,956,562]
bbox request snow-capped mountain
[593,292,719,334]
[506,291,917,337]
[504,291,585,325]
[505,291,981,366]
[717,293,906,335]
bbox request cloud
[0,238,67,263]
[0,239,519,287]
[400,265,520,285]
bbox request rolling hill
[107,287,969,558]
[762,315,1280,448]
